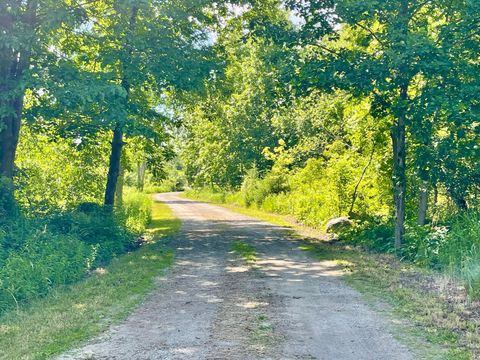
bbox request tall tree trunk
[137,161,146,191]
[104,126,124,206]
[0,0,39,179]
[392,111,407,249]
[103,4,138,207]
[392,0,409,249]
[0,0,38,179]
[417,181,428,225]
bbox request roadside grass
[221,205,293,228]
[231,241,257,263]
[182,192,478,359]
[0,200,180,360]
[300,243,476,360]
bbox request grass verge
[0,200,180,360]
[182,191,478,359]
[301,243,476,359]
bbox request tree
[286,0,477,247]
[0,1,87,180]
[83,0,220,206]
[181,1,296,188]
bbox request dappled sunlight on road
[58,192,412,360]
[257,258,345,279]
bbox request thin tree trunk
[137,161,146,191]
[104,126,124,206]
[417,181,428,225]
[392,113,406,249]
[392,0,409,249]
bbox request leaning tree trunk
[104,126,124,206]
[348,143,376,217]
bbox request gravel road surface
[58,192,413,360]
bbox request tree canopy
[0,0,478,247]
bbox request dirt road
[59,192,413,360]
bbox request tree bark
[0,1,38,179]
[103,5,138,207]
[392,111,407,249]
[392,0,410,249]
[104,126,124,206]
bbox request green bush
[235,152,390,228]
[120,188,153,234]
[48,206,131,266]
[340,217,395,252]
[241,167,289,208]
[437,211,480,270]
[403,224,449,267]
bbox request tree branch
[355,22,385,49]
[348,141,376,216]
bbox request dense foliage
[178,1,480,295]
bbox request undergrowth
[0,200,179,360]
[0,188,152,314]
